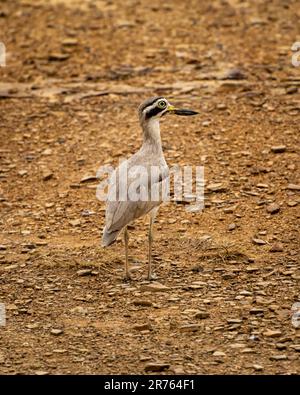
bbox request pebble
[144,363,170,372]
[50,329,63,336]
[266,203,280,214]
[253,364,263,371]
[62,38,78,46]
[213,351,226,357]
[80,175,98,183]
[140,282,170,292]
[287,184,300,191]
[194,311,210,319]
[250,308,264,315]
[26,323,39,329]
[263,330,282,338]
[35,371,49,375]
[252,238,267,245]
[276,343,287,350]
[179,324,201,332]
[132,323,152,331]
[290,345,300,352]
[223,68,246,80]
[69,219,81,227]
[269,243,284,253]
[269,354,287,361]
[287,201,298,207]
[42,148,53,156]
[77,269,92,276]
[42,169,53,181]
[133,300,153,307]
[271,145,286,153]
[228,223,236,231]
[207,183,227,192]
[241,348,255,354]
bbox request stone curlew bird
[102,97,198,280]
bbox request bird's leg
[124,226,131,280]
[147,209,158,280]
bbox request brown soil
[0,0,299,375]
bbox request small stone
[80,175,98,183]
[50,329,63,336]
[26,323,39,329]
[287,184,300,191]
[276,343,287,350]
[42,170,53,181]
[35,371,49,376]
[257,183,268,188]
[194,311,210,319]
[246,266,259,272]
[286,86,298,94]
[62,38,78,46]
[179,324,201,332]
[18,170,27,176]
[240,290,252,296]
[269,243,284,253]
[133,300,153,307]
[69,219,81,227]
[213,351,226,357]
[287,201,298,207]
[266,203,280,214]
[223,68,246,80]
[132,323,152,331]
[253,364,263,371]
[207,183,227,193]
[171,366,185,375]
[48,53,70,61]
[42,148,53,156]
[228,223,236,231]
[269,354,287,361]
[241,348,255,354]
[271,145,286,153]
[77,269,92,276]
[45,202,55,208]
[263,330,282,338]
[290,345,300,352]
[140,282,170,292]
[250,308,264,315]
[144,363,170,372]
[222,273,235,280]
[252,238,267,245]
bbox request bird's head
[138,97,198,125]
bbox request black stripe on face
[145,106,165,119]
[140,97,164,113]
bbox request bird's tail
[102,227,120,247]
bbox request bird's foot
[147,272,158,281]
[123,272,132,282]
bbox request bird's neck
[141,118,163,153]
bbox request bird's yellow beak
[167,105,176,112]
[167,104,198,116]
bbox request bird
[102,97,198,280]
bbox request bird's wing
[104,158,169,233]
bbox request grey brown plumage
[101,97,198,279]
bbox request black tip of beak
[173,109,199,116]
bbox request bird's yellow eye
[157,100,167,109]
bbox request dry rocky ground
[0,0,299,374]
